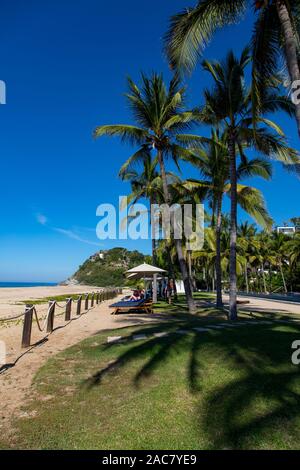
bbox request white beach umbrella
[126,263,167,275]
[126,263,167,302]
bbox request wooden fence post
[85,293,89,311]
[91,293,94,308]
[46,301,55,333]
[21,305,34,348]
[96,292,99,304]
[76,296,82,316]
[65,298,72,321]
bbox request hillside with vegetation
[70,248,148,287]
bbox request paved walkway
[221,294,300,316]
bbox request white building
[276,226,296,236]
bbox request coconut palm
[183,129,273,307]
[238,222,257,293]
[94,73,199,313]
[165,0,300,135]
[286,233,300,268]
[192,226,246,291]
[178,48,298,319]
[270,232,290,292]
[120,151,179,264]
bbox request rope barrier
[1,289,121,354]
[54,302,68,309]
[33,302,56,332]
[0,312,27,323]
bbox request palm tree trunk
[261,263,267,294]
[279,261,288,293]
[276,0,300,136]
[152,238,157,264]
[157,149,196,314]
[187,250,194,292]
[150,196,157,265]
[215,195,223,308]
[228,131,238,320]
[167,243,178,301]
[187,250,192,278]
[245,263,249,294]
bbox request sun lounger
[109,299,153,315]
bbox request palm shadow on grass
[84,319,300,449]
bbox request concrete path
[221,294,300,316]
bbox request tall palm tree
[94,73,199,313]
[238,222,257,293]
[286,233,300,267]
[184,130,272,307]
[119,151,178,264]
[165,0,300,135]
[270,232,290,292]
[192,226,246,292]
[179,48,298,319]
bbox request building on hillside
[276,226,296,236]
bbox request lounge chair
[109,298,153,315]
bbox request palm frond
[118,146,152,179]
[93,124,147,145]
[164,0,246,72]
[234,185,273,230]
[237,158,272,181]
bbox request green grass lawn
[2,310,300,450]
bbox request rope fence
[0,288,122,349]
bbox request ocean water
[0,282,57,288]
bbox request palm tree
[270,232,290,292]
[165,0,300,135]
[179,48,298,319]
[193,226,246,292]
[94,73,199,313]
[238,222,257,293]
[121,153,180,291]
[184,130,272,307]
[286,233,300,267]
[120,151,178,264]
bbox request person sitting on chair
[129,290,141,301]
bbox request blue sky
[0,0,299,282]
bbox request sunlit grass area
[2,313,300,450]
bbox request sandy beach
[0,284,102,320]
